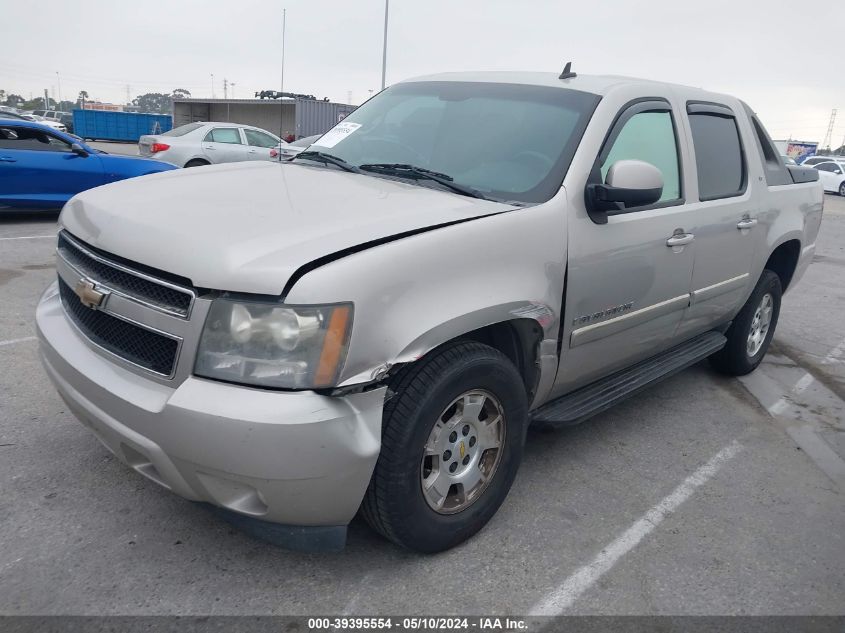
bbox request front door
[0,124,103,207]
[243,128,280,161]
[553,98,697,397]
[815,161,843,193]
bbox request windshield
[306,81,599,204]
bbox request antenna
[559,61,576,80]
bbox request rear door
[554,97,697,395]
[243,128,281,161]
[0,124,103,207]
[675,102,762,336]
[201,127,248,163]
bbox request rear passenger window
[601,111,681,202]
[747,110,791,186]
[205,128,242,144]
[687,106,745,200]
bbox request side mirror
[70,143,89,158]
[586,159,664,219]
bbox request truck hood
[60,161,512,295]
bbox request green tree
[171,88,191,100]
[0,90,6,104]
[23,97,55,111]
[132,92,171,113]
[4,93,25,108]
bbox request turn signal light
[150,143,170,153]
[269,148,279,158]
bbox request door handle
[666,232,694,247]
[0,156,16,162]
[203,146,216,150]
[737,216,758,230]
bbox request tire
[361,340,528,553]
[709,269,782,376]
[839,181,845,197]
[184,159,209,168]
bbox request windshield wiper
[293,150,361,173]
[358,163,487,200]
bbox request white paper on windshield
[315,121,361,148]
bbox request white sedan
[812,159,845,196]
[139,122,285,168]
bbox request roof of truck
[403,71,728,100]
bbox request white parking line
[529,441,742,615]
[821,336,845,365]
[0,235,55,241]
[0,336,37,347]
[768,371,815,415]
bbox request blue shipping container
[72,110,173,142]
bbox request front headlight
[195,299,353,389]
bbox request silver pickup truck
[36,69,823,553]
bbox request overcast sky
[2,0,841,145]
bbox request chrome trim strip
[691,273,749,304]
[58,231,195,319]
[570,293,690,348]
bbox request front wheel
[839,181,845,197]
[361,340,528,552]
[709,269,782,376]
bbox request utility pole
[230,82,236,99]
[211,73,215,99]
[126,84,130,106]
[381,0,389,90]
[822,109,837,151]
[224,78,228,100]
[56,72,61,107]
[347,90,352,105]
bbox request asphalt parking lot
[1,197,844,616]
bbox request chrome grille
[58,278,180,376]
[57,232,193,318]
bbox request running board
[531,331,727,428]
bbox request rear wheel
[184,159,209,168]
[839,181,845,196]
[361,340,528,552]
[709,269,782,376]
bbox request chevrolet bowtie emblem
[74,279,107,309]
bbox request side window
[206,128,242,144]
[244,129,279,148]
[601,110,681,203]
[816,163,838,173]
[0,126,71,152]
[688,107,745,200]
[747,110,791,186]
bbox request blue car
[0,118,177,209]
